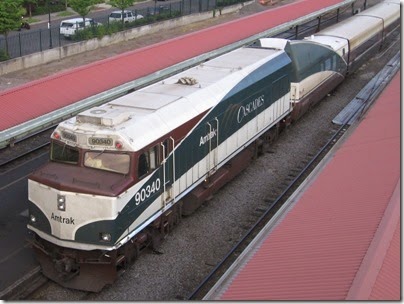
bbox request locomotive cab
[27,117,176,250]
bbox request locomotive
[27,0,400,292]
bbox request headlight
[100,233,112,242]
[30,214,36,223]
[57,194,66,211]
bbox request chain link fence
[0,0,244,61]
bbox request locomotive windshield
[50,141,130,174]
[50,141,79,164]
[84,151,130,174]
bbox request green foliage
[25,17,40,23]
[0,0,25,35]
[0,0,25,57]
[69,10,181,42]
[0,49,10,62]
[33,3,66,15]
[24,0,38,17]
[216,0,241,7]
[57,10,75,17]
[108,0,134,27]
[69,0,96,18]
[108,0,134,10]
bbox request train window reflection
[85,151,130,174]
[51,141,79,164]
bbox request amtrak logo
[199,129,217,146]
[237,95,265,123]
[51,212,75,225]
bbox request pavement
[27,3,113,25]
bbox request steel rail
[0,142,49,168]
[0,0,357,149]
[189,53,400,300]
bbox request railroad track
[187,54,400,300]
[0,267,48,300]
[14,51,399,302]
[1,3,397,300]
[187,122,349,300]
[0,3,357,151]
[0,129,52,170]
[0,7,358,172]
[18,116,348,301]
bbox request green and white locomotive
[27,0,400,291]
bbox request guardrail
[0,0,357,149]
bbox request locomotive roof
[62,41,286,151]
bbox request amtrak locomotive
[27,0,400,292]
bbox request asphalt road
[1,0,205,59]
[0,153,48,295]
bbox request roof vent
[77,106,132,126]
[177,77,198,85]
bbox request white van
[59,18,99,38]
[108,10,144,23]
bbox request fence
[0,0,244,60]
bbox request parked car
[59,18,100,38]
[147,5,170,16]
[108,10,144,23]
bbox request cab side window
[137,144,160,179]
[138,153,148,178]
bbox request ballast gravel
[28,0,398,300]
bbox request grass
[57,11,75,17]
[25,17,40,23]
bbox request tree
[109,0,134,27]
[69,0,96,23]
[0,0,25,57]
[24,0,38,17]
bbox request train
[26,0,400,292]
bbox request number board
[61,131,77,142]
[89,137,113,146]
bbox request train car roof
[305,1,399,56]
[356,1,400,27]
[66,42,287,151]
[382,0,400,5]
[314,1,399,49]
[314,15,382,49]
[303,35,348,53]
